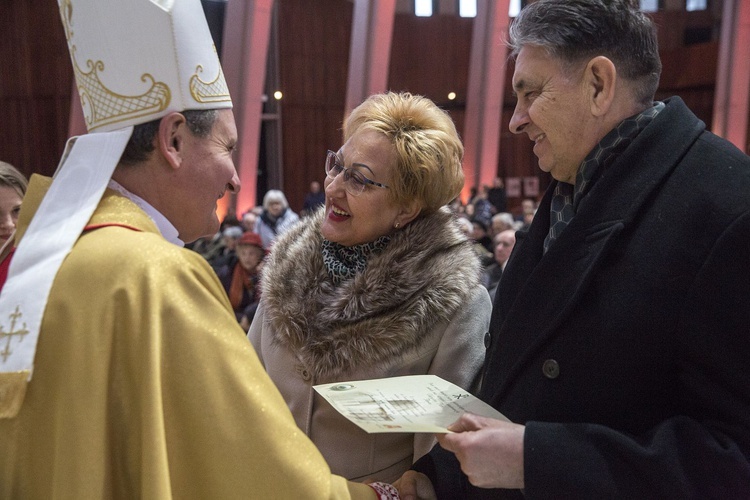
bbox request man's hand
[392,470,436,500]
[436,413,525,489]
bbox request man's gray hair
[508,0,661,104]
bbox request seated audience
[481,229,517,301]
[240,210,258,232]
[487,177,507,214]
[207,225,243,271]
[470,218,494,256]
[490,212,516,237]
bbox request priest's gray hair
[119,109,218,165]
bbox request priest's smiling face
[174,109,240,243]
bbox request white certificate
[313,374,508,434]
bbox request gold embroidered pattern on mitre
[60,0,74,41]
[72,51,172,131]
[1,306,28,363]
[190,63,231,103]
[60,0,171,131]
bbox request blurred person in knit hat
[216,231,265,329]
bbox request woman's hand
[392,470,436,500]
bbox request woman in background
[0,161,28,286]
[253,189,299,250]
[248,92,491,482]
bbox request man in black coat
[397,0,750,498]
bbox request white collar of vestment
[107,179,184,247]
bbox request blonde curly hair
[343,92,464,215]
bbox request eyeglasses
[324,150,389,197]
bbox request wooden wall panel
[387,12,546,213]
[657,41,719,127]
[1,1,733,215]
[277,0,353,212]
[388,13,474,195]
[0,0,72,180]
[388,14,473,101]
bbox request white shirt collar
[107,179,184,247]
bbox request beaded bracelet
[368,481,400,499]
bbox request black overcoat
[415,97,750,499]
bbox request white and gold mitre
[0,0,232,418]
[60,0,231,132]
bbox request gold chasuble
[0,176,375,499]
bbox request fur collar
[260,207,482,378]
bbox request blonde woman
[249,92,491,482]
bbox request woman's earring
[394,222,400,229]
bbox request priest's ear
[584,56,616,117]
[157,112,188,170]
